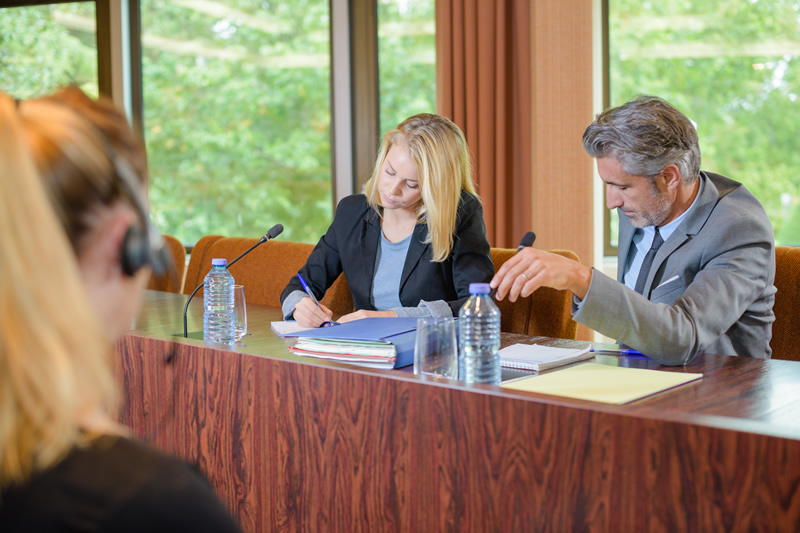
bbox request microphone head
[518,231,536,249]
[267,224,284,240]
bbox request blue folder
[282,317,418,368]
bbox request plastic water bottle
[458,283,501,384]
[203,258,235,344]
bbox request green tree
[0,3,98,98]
[610,0,800,245]
[140,0,333,245]
[1,0,436,247]
[378,0,436,133]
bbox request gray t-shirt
[371,231,412,310]
[281,230,454,320]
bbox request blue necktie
[634,227,663,295]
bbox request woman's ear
[76,205,150,342]
[76,206,137,282]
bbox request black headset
[108,150,171,278]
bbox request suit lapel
[399,222,430,294]
[644,174,720,293]
[360,210,381,296]
[617,211,635,283]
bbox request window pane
[378,0,436,133]
[0,2,98,98]
[141,0,331,245]
[610,0,800,247]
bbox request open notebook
[499,343,593,371]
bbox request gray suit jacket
[574,172,776,365]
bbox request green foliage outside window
[378,0,436,134]
[0,3,98,98]
[140,0,333,245]
[1,1,437,248]
[610,0,800,246]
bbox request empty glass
[233,285,247,342]
[414,317,458,379]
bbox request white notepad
[271,320,314,336]
[499,343,593,371]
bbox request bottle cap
[469,283,491,294]
[212,258,228,266]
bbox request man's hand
[338,310,397,323]
[293,297,334,327]
[489,248,593,301]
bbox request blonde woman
[0,88,240,532]
[281,113,494,327]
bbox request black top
[0,436,242,532]
[281,192,494,316]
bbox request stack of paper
[289,338,398,368]
[502,363,703,404]
[282,317,419,369]
[499,343,593,371]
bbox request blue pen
[590,348,645,356]
[296,273,339,327]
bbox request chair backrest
[771,246,800,361]
[183,236,355,316]
[183,237,579,336]
[183,234,224,294]
[146,234,186,293]
[490,248,580,339]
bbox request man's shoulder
[696,171,773,239]
[703,171,761,206]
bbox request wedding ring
[521,272,528,281]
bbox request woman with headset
[0,87,241,532]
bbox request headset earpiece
[84,120,170,278]
[121,224,149,277]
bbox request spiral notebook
[499,343,593,371]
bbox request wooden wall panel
[530,1,595,339]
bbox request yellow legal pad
[501,363,702,404]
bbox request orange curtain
[436,0,531,249]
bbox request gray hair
[582,95,701,184]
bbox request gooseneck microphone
[517,231,536,251]
[183,224,284,338]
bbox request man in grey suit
[491,96,775,366]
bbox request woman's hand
[338,310,397,323]
[293,297,334,327]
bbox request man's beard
[626,183,672,228]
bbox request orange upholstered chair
[771,246,800,361]
[147,234,186,293]
[182,234,224,295]
[490,248,580,339]
[183,236,354,317]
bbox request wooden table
[115,291,800,532]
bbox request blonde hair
[0,88,141,488]
[365,113,477,262]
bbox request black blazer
[281,192,494,316]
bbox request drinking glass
[233,285,247,342]
[414,317,458,379]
